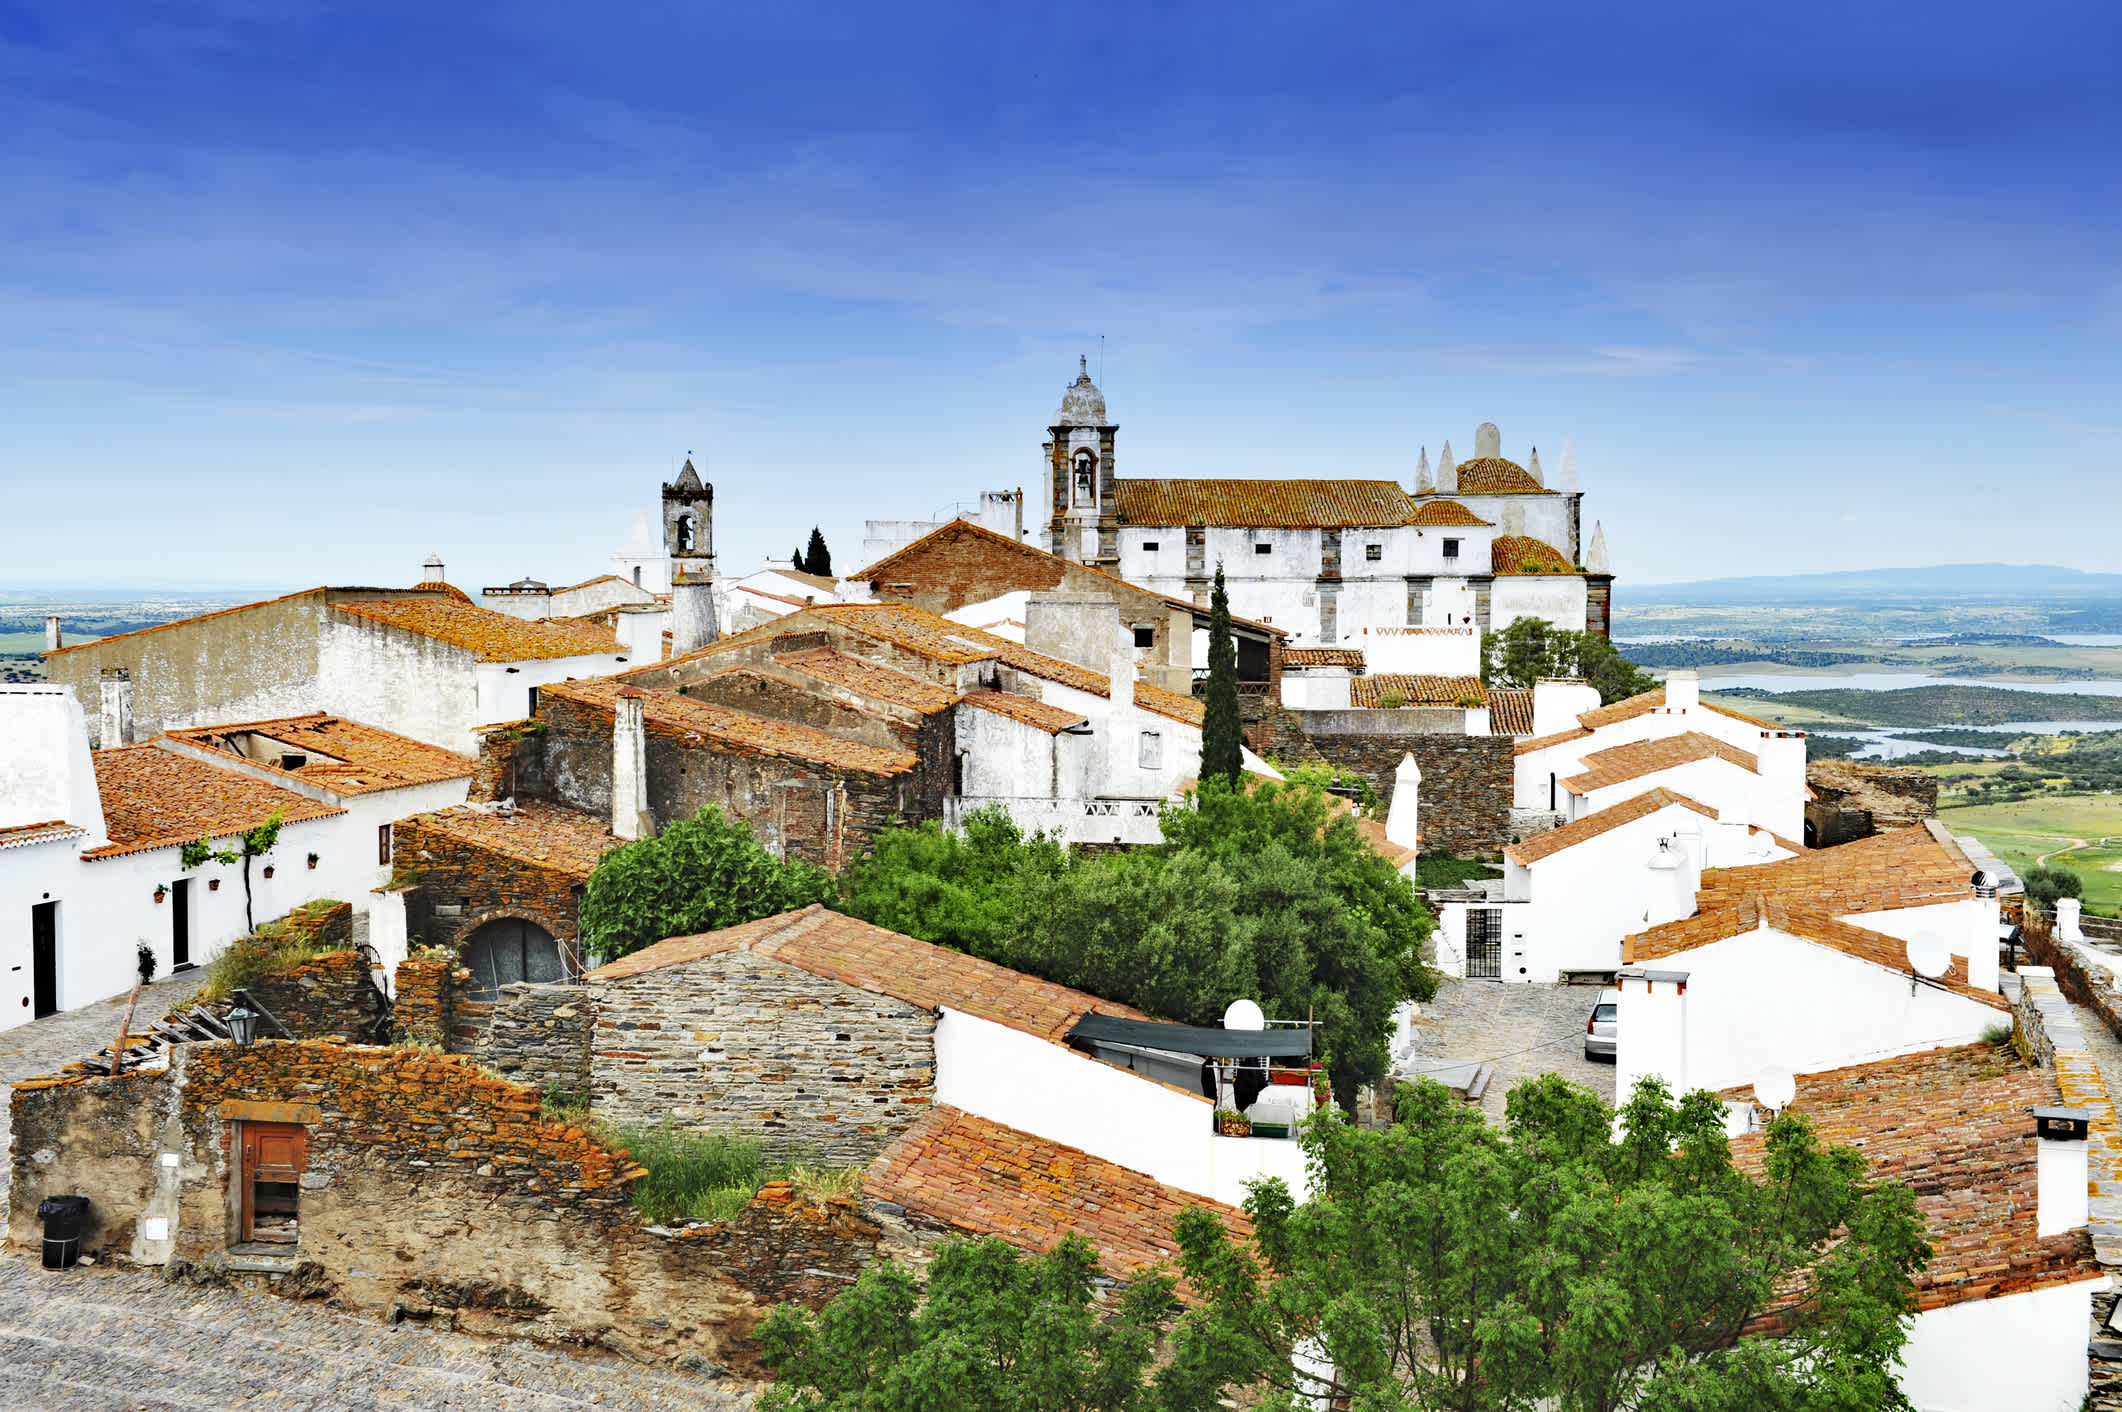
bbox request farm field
[1938,794,2122,914]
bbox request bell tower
[1042,356,1118,566]
[664,458,719,654]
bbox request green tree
[1163,1074,1930,1412]
[578,806,832,963]
[791,542,809,571]
[2024,864,2084,912]
[803,526,833,577]
[1199,562,1243,785]
[180,806,286,931]
[834,807,1066,953]
[758,1234,1182,1412]
[1482,616,1657,705]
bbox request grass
[1415,852,1503,889]
[196,904,349,1004]
[1939,794,2122,914]
[582,1116,862,1226]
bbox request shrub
[578,806,832,963]
[606,1121,860,1226]
[195,919,341,1005]
[1981,1020,2015,1047]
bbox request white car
[1584,988,1618,1061]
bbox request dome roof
[1054,355,1108,427]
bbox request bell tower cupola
[664,457,719,655]
[1042,356,1119,566]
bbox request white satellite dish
[1223,998,1266,1031]
[1906,933,1953,980]
[1754,1065,1797,1113]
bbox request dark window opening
[632,565,642,586]
[1442,538,1461,560]
[1132,626,1155,648]
[1141,540,1159,552]
[461,917,565,999]
[378,824,393,866]
[1254,542,1273,555]
[1365,544,1383,561]
[31,902,57,1018]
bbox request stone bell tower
[1042,356,1118,567]
[664,458,719,655]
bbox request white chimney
[1614,967,1688,1107]
[2058,897,2085,944]
[99,667,133,747]
[1475,422,1501,458]
[1644,836,1693,928]
[1385,752,1421,851]
[2035,1107,2091,1237]
[1532,678,1602,738]
[423,552,446,584]
[1436,441,1457,494]
[44,616,62,652]
[1665,669,1700,713]
[611,686,649,840]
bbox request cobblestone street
[0,1252,756,1410]
[1408,980,1617,1122]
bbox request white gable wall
[1897,1275,2101,1412]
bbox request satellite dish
[1223,998,1266,1031]
[1754,1066,1797,1113]
[1906,933,1953,980]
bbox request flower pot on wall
[262,866,275,879]
[306,853,319,870]
[208,878,220,891]
[153,886,166,903]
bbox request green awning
[1068,1012,1312,1059]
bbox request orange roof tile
[1490,534,1577,576]
[1697,824,1972,915]
[403,799,620,878]
[1283,648,1365,669]
[331,598,621,662]
[1112,479,1423,529]
[1727,1046,2099,1316]
[809,603,1113,697]
[0,820,90,850]
[1485,685,1534,735]
[587,905,1148,1042]
[1579,686,1779,732]
[865,1106,1247,1285]
[1350,674,1487,708]
[1624,892,2009,1012]
[962,690,1090,734]
[1513,724,1594,755]
[1133,680,1206,727]
[163,714,476,796]
[408,580,474,604]
[86,745,343,859]
[1408,499,1494,526]
[542,677,920,777]
[1504,787,1717,866]
[1440,457,1552,495]
[1353,816,1417,869]
[771,648,961,714]
[1562,732,1759,794]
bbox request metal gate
[1465,908,1502,980]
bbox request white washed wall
[1491,576,1588,634]
[1897,1276,2101,1412]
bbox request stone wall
[468,720,540,803]
[391,816,584,950]
[249,948,390,1044]
[276,899,353,949]
[1240,696,1326,766]
[1806,760,1939,844]
[589,947,936,1164]
[6,1040,881,1369]
[392,953,458,1046]
[458,983,593,1098]
[1299,729,1513,856]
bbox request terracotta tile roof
[865,1106,1248,1285]
[1112,479,1423,530]
[86,745,343,859]
[408,580,474,604]
[1486,686,1534,735]
[1442,457,1552,495]
[1726,1046,2100,1316]
[1513,725,1594,755]
[43,586,327,659]
[163,714,476,796]
[1504,787,1718,866]
[404,799,620,878]
[771,648,961,715]
[1624,893,2009,1012]
[554,573,631,594]
[797,604,1109,697]
[1579,686,1779,732]
[962,690,1090,734]
[1353,816,1417,869]
[732,585,811,611]
[1283,648,1365,669]
[542,677,920,777]
[587,905,1148,1042]
[1697,824,1973,916]
[1350,674,1487,708]
[1408,499,1494,527]
[0,820,89,851]
[1562,732,1759,795]
[331,599,621,662]
[1490,534,1577,576]
[772,567,841,594]
[1134,680,1206,727]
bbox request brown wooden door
[241,1122,307,1244]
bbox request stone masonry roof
[587,905,1148,1043]
[1504,787,1718,866]
[331,598,621,662]
[1134,680,1206,727]
[1727,1045,2100,1316]
[1623,893,2010,1012]
[866,1105,1250,1285]
[402,800,620,879]
[1485,686,1534,735]
[163,714,476,796]
[1562,731,1759,795]
[1696,823,1975,916]
[1408,499,1494,527]
[768,648,962,715]
[87,744,343,859]
[542,677,920,778]
[961,690,1090,735]
[1350,674,1486,708]
[1112,479,1424,530]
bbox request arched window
[675,514,696,552]
[460,917,565,999]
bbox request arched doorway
[460,916,566,999]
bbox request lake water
[1693,672,2122,696]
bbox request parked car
[1584,988,1618,1061]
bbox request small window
[1132,625,1155,649]
[632,566,642,586]
[1141,540,1160,553]
[1254,542,1273,555]
[378,824,392,865]
[526,686,540,717]
[1138,731,1163,769]
[1364,544,1383,561]
[1442,538,1461,559]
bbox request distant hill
[1715,685,2122,727]
[1628,564,2122,607]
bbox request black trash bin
[37,1195,90,1270]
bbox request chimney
[1385,752,1421,851]
[1614,967,1688,1106]
[423,553,445,584]
[44,616,62,652]
[99,667,133,747]
[1475,422,1501,458]
[2034,1107,2091,1237]
[1644,836,1692,928]
[611,686,649,840]
[2058,896,2085,944]
[1584,520,1610,574]
[1665,669,1700,713]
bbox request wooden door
[30,902,57,1018]
[241,1122,307,1244]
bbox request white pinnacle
[1415,446,1434,494]
[1586,520,1610,574]
[1527,446,1544,487]
[1556,437,1580,492]
[1436,440,1457,494]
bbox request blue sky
[2,1,2117,592]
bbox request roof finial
[1414,446,1434,495]
[1079,353,1088,378]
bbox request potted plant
[1269,1066,1310,1087]
[1215,1109,1252,1137]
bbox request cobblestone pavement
[0,1251,758,1411]
[1408,980,1616,1122]
[2070,1001,2122,1103]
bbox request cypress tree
[803,526,832,577]
[1200,562,1244,784]
[791,543,808,570]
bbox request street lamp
[225,1005,260,1047]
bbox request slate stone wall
[391,817,583,949]
[249,948,389,1044]
[1300,730,1513,856]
